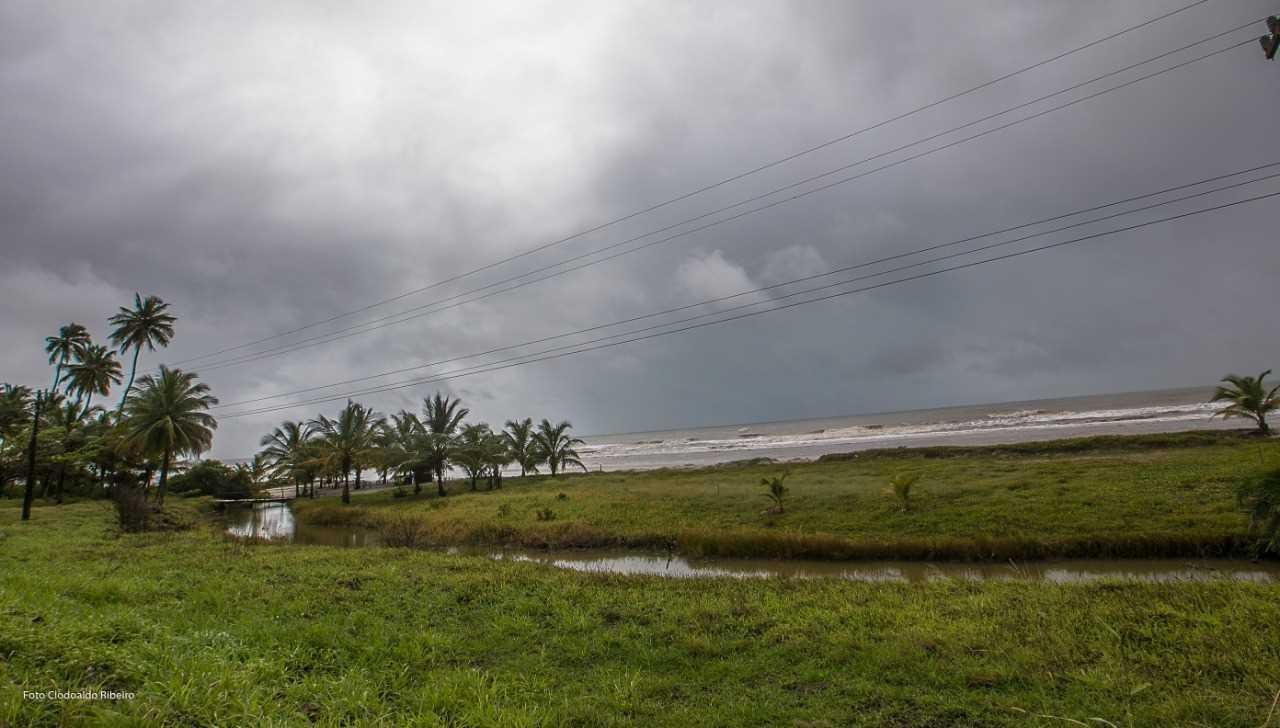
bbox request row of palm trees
[257,393,588,504]
[1,294,219,518]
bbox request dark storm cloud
[2,0,1278,457]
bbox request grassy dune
[296,431,1280,560]
[2,500,1280,726]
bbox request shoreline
[579,416,1240,472]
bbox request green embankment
[296,431,1279,560]
[2,500,1280,726]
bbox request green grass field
[2,498,1280,726]
[296,431,1280,560]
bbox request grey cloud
[2,0,1278,458]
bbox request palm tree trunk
[21,392,44,521]
[436,463,446,497]
[341,471,350,504]
[156,447,171,507]
[81,391,93,420]
[116,346,141,417]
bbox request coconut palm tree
[44,323,91,391]
[309,401,381,504]
[65,344,122,417]
[532,419,587,477]
[503,417,539,477]
[452,423,493,491]
[1211,370,1278,435]
[258,420,314,498]
[421,392,468,496]
[387,410,429,493]
[121,366,217,507]
[109,294,177,415]
[482,430,512,489]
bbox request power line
[199,28,1260,372]
[177,0,1214,366]
[219,188,1280,419]
[211,163,1280,409]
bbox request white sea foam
[578,399,1221,466]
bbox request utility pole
[21,390,44,521]
[1262,16,1279,60]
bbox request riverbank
[3,500,1280,725]
[294,430,1279,561]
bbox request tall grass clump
[377,515,430,548]
[1237,469,1280,553]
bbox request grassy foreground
[2,501,1280,726]
[297,431,1280,560]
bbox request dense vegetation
[253,395,588,505]
[3,500,1280,727]
[0,296,222,521]
[295,431,1280,560]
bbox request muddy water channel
[224,503,1280,583]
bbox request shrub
[377,515,430,548]
[535,508,556,522]
[168,461,255,499]
[556,492,568,501]
[1236,469,1280,552]
[113,484,150,533]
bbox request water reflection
[224,503,381,547]
[493,552,1279,583]
[224,503,1279,583]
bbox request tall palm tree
[121,366,217,506]
[258,420,314,498]
[503,417,539,477]
[482,430,512,489]
[109,294,177,415]
[309,401,381,504]
[1211,370,1278,435]
[421,392,468,496]
[65,344,122,417]
[44,323,91,391]
[453,423,494,491]
[532,419,587,477]
[387,410,428,493]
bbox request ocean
[574,386,1232,471]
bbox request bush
[535,508,556,521]
[113,484,150,533]
[1237,469,1280,553]
[168,460,256,499]
[377,515,430,548]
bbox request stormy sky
[3,0,1279,458]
